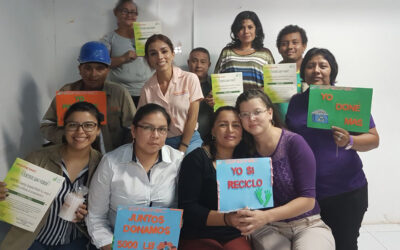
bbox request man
[187,47,213,140]
[276,25,308,119]
[40,41,136,153]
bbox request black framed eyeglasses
[65,122,98,132]
[136,124,168,135]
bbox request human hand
[236,208,270,235]
[101,244,112,250]
[72,203,88,223]
[204,92,215,107]
[0,182,8,201]
[123,50,137,62]
[332,126,350,147]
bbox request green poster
[133,21,162,56]
[307,85,373,133]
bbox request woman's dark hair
[203,106,240,161]
[114,0,138,13]
[227,11,265,50]
[300,47,338,86]
[144,34,174,60]
[132,103,171,127]
[235,89,284,155]
[63,101,104,125]
[276,24,308,48]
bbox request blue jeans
[166,130,202,155]
[29,237,92,250]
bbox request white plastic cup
[58,192,85,221]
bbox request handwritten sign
[307,85,373,132]
[113,206,183,250]
[133,21,162,56]
[217,157,273,212]
[55,91,107,126]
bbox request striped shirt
[36,162,88,246]
[214,47,275,90]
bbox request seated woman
[86,103,184,250]
[234,90,335,250]
[286,48,379,250]
[178,106,251,250]
[214,11,275,91]
[138,34,203,154]
[1,102,103,250]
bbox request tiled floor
[359,224,400,250]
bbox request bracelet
[345,135,354,150]
[180,142,189,148]
[223,213,229,226]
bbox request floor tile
[358,231,386,250]
[372,231,400,250]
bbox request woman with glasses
[178,106,251,250]
[1,102,103,250]
[138,34,203,155]
[101,0,153,106]
[233,90,334,250]
[86,103,184,250]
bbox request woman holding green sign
[235,89,334,250]
[178,106,251,250]
[286,48,380,250]
[101,0,153,106]
[1,102,103,250]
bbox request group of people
[0,1,379,250]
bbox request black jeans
[318,184,368,250]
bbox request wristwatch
[345,135,354,150]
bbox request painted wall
[0,0,399,240]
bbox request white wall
[0,0,399,239]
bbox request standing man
[187,47,213,140]
[40,41,136,153]
[276,25,308,119]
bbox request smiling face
[79,63,109,90]
[278,32,306,63]
[237,19,256,46]
[131,111,168,156]
[304,54,332,85]
[212,110,242,150]
[239,98,273,136]
[64,111,100,151]
[187,51,210,82]
[146,40,175,73]
[114,1,138,28]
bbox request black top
[178,147,242,242]
[197,78,214,140]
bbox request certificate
[133,21,162,56]
[0,158,65,232]
[56,91,107,126]
[217,157,273,212]
[113,205,183,250]
[263,63,297,103]
[211,72,243,111]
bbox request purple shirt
[256,129,320,222]
[286,89,375,199]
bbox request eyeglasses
[65,122,98,132]
[136,124,168,135]
[239,109,268,119]
[119,9,138,16]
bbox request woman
[286,48,379,250]
[1,102,103,250]
[138,34,203,154]
[235,90,335,250]
[86,103,184,250]
[101,0,153,106]
[214,11,275,91]
[178,106,251,250]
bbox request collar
[76,79,111,96]
[120,143,172,164]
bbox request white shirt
[86,143,183,248]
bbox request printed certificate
[133,21,162,56]
[0,158,65,232]
[211,72,243,111]
[263,63,297,103]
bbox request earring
[212,135,216,141]
[271,119,275,126]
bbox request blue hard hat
[78,41,111,65]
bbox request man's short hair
[276,25,308,48]
[189,47,211,62]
